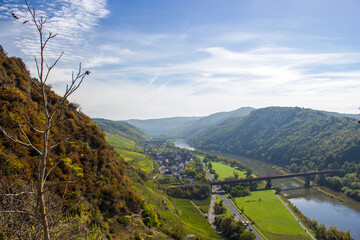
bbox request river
[174,139,360,239]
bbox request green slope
[93,118,155,173]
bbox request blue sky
[1,0,360,120]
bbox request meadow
[233,190,312,240]
[193,196,211,213]
[172,198,221,240]
[211,161,246,180]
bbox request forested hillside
[0,46,143,238]
[127,117,201,136]
[179,107,254,138]
[127,107,254,138]
[189,107,360,200]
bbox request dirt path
[207,192,217,229]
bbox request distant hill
[126,107,255,137]
[126,117,201,137]
[320,110,358,119]
[93,118,150,144]
[189,107,360,201]
[190,107,360,166]
[180,107,255,137]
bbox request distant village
[143,140,194,178]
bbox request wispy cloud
[0,0,109,62]
[78,42,360,119]
[1,1,360,119]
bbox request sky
[1,0,360,120]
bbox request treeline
[190,107,360,201]
[316,162,360,201]
[284,196,353,240]
[165,185,210,200]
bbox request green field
[193,196,211,213]
[211,161,246,180]
[233,190,311,240]
[172,198,221,240]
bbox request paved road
[215,186,264,240]
[202,159,264,240]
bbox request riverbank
[218,153,360,239]
[271,165,345,202]
[173,142,360,239]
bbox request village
[143,140,194,178]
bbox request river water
[174,140,360,239]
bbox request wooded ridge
[189,107,360,201]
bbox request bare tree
[0,1,90,239]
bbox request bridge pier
[266,179,272,189]
[305,175,311,188]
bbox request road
[202,161,264,240]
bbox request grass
[211,161,246,180]
[172,198,221,240]
[233,190,311,240]
[193,196,211,213]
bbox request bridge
[167,170,339,188]
[207,169,339,188]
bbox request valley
[1,42,358,239]
[175,140,360,239]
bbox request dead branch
[0,125,42,155]
[1,192,34,196]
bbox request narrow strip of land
[274,193,316,240]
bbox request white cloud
[2,1,360,119]
[75,44,360,119]
[0,0,109,64]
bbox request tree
[234,170,239,179]
[239,231,256,240]
[275,186,282,194]
[246,168,253,178]
[0,1,90,239]
[214,200,226,214]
